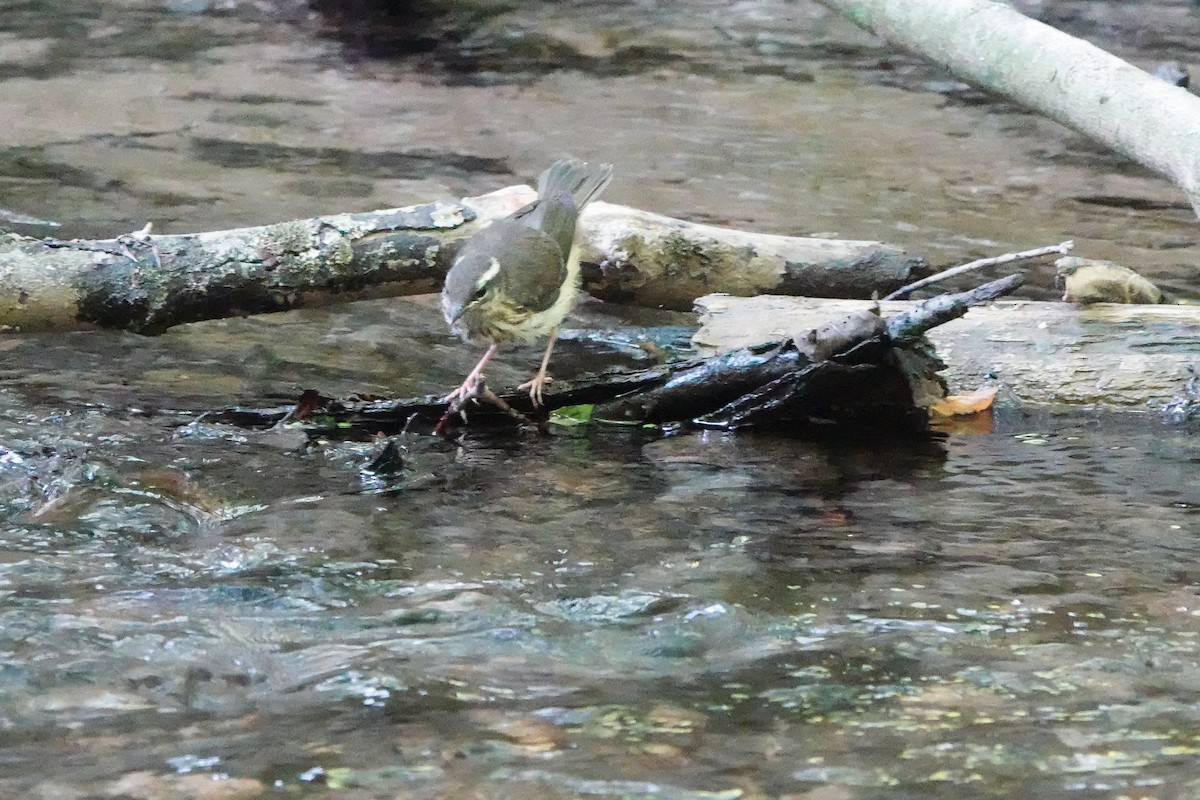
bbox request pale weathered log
[817,0,1200,215]
[694,294,1200,409]
[577,202,924,310]
[0,184,923,334]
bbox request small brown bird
[441,158,613,407]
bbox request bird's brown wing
[516,194,577,259]
[468,220,567,313]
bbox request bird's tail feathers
[537,158,614,211]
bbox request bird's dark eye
[470,285,487,302]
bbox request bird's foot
[442,373,486,412]
[434,377,484,436]
[435,378,540,436]
[518,372,554,407]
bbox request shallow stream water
[2,1,1200,798]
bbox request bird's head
[442,249,504,340]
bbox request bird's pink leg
[518,327,559,407]
[443,344,499,407]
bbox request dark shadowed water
[2,1,1200,798]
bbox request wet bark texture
[205,276,1022,436]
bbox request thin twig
[883,240,1073,300]
[476,387,533,425]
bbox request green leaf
[549,404,594,426]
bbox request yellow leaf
[929,386,997,417]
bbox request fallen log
[694,294,1200,410]
[817,0,1200,216]
[0,187,922,334]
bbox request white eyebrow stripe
[475,257,502,288]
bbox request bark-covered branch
[0,187,923,334]
[817,0,1200,215]
[0,202,473,334]
[203,275,1023,436]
